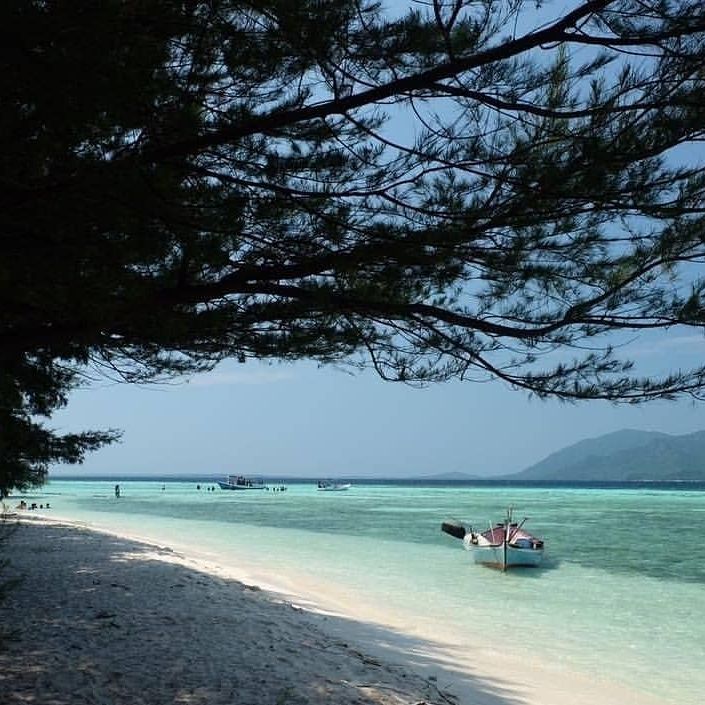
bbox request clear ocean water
[20,479,705,704]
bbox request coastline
[1,514,669,705]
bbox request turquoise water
[22,480,705,704]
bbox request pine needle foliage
[1,1,705,490]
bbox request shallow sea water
[22,479,705,705]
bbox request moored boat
[442,507,544,570]
[317,480,352,491]
[217,475,268,490]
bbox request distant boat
[217,475,268,490]
[317,480,352,491]
[442,507,544,570]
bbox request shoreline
[1,514,670,705]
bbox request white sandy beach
[0,515,669,705]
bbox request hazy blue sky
[49,330,705,479]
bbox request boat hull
[463,536,543,568]
[317,483,351,491]
[217,481,266,490]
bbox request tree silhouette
[2,0,704,490]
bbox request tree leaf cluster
[2,0,705,490]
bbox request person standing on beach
[114,484,120,498]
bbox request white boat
[217,475,268,490]
[317,480,351,491]
[442,507,544,570]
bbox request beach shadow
[1,522,544,705]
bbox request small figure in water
[114,484,120,498]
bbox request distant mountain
[506,429,705,481]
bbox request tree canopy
[2,0,705,492]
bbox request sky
[49,330,705,479]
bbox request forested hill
[507,430,705,481]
